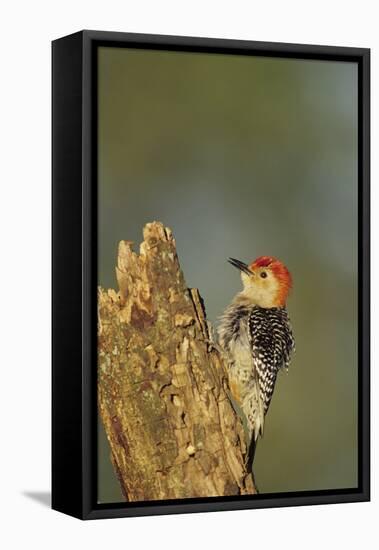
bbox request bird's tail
[245,436,258,473]
[242,385,265,471]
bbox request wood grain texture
[98,221,256,501]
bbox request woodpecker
[218,255,295,469]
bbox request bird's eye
[260,272,267,279]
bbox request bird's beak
[228,258,253,276]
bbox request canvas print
[97,47,358,504]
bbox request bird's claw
[203,338,225,356]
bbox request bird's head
[228,255,292,308]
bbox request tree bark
[98,221,256,501]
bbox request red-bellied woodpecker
[218,256,295,469]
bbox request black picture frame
[52,30,370,520]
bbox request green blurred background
[97,46,358,502]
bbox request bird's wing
[248,307,294,415]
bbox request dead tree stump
[98,221,256,501]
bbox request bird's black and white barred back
[248,306,295,415]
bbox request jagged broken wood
[98,221,256,501]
